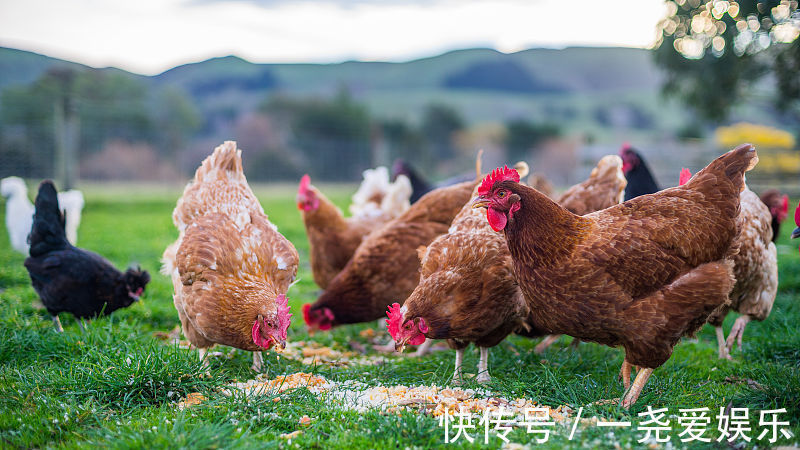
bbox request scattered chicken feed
[180,371,574,427]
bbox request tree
[421,103,464,160]
[0,67,199,181]
[653,0,800,123]
[261,89,372,181]
[379,119,428,166]
[505,119,561,162]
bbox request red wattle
[487,207,507,231]
[251,321,273,349]
[409,334,426,346]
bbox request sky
[0,0,667,75]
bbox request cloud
[187,0,452,6]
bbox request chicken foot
[715,326,731,360]
[534,335,581,354]
[620,367,653,408]
[476,347,491,384]
[725,315,751,354]
[412,339,434,357]
[618,360,642,391]
[251,351,264,372]
[52,316,64,333]
[534,335,560,354]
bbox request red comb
[679,168,692,186]
[386,302,403,340]
[620,142,631,154]
[795,200,800,228]
[478,166,520,196]
[298,174,310,195]
[302,303,312,326]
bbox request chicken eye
[497,190,507,198]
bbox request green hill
[0,45,679,140]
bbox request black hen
[619,144,660,201]
[392,158,475,203]
[391,159,433,203]
[24,181,150,331]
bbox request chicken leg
[725,315,751,354]
[620,368,653,408]
[715,326,731,359]
[252,351,264,372]
[451,348,465,386]
[412,339,434,357]
[52,316,64,333]
[476,347,491,384]
[534,335,560,354]
[619,360,632,391]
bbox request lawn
[0,182,798,449]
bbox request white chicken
[1,176,84,255]
[349,166,412,219]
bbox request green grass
[0,184,798,449]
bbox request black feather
[24,181,150,321]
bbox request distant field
[0,184,798,448]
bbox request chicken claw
[725,315,751,354]
[52,316,64,333]
[252,351,264,372]
[620,368,653,408]
[534,335,560,354]
[476,347,491,384]
[715,326,731,360]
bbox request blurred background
[0,0,798,193]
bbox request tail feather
[688,143,757,194]
[195,141,243,182]
[513,161,529,179]
[28,180,69,257]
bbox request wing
[582,186,739,299]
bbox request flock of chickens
[4,140,798,408]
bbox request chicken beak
[395,339,407,353]
[792,227,800,239]
[471,197,489,209]
[274,339,286,353]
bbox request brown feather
[498,144,755,368]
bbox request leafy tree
[0,67,200,179]
[379,119,428,166]
[261,89,372,181]
[653,0,800,123]
[421,103,464,160]
[505,119,561,162]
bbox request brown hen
[302,179,477,334]
[297,173,409,289]
[679,172,785,359]
[388,155,627,382]
[530,154,628,352]
[388,182,531,383]
[163,141,299,371]
[473,144,757,407]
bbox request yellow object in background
[715,122,796,150]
